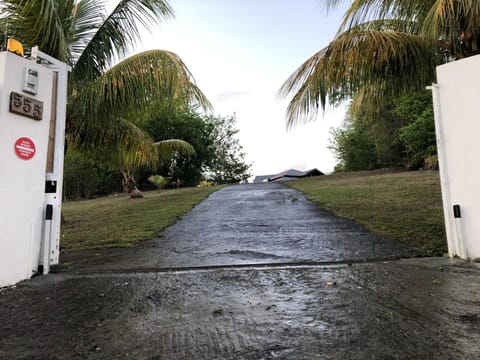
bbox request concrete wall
[0,52,53,286]
[433,55,480,259]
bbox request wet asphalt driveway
[1,183,480,359]
[61,183,419,271]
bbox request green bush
[330,120,378,172]
[63,150,122,200]
[399,107,437,169]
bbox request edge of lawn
[285,170,447,256]
[61,185,224,252]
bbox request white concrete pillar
[432,55,480,260]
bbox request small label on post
[23,67,39,95]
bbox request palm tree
[121,139,195,198]
[0,0,211,179]
[279,0,480,126]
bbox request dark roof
[252,175,274,183]
[269,168,324,182]
[253,168,324,183]
[277,169,304,177]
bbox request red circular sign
[14,137,36,160]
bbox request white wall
[0,52,53,286]
[434,55,480,260]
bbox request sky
[130,0,348,177]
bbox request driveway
[1,183,479,359]
[60,183,419,272]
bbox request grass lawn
[286,170,446,256]
[61,186,222,251]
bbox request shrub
[198,180,215,188]
[147,175,168,191]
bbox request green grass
[62,171,446,256]
[61,186,222,251]
[286,170,446,256]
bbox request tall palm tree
[0,0,211,173]
[279,0,480,126]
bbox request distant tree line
[330,90,437,173]
[64,109,251,199]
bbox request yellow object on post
[7,38,24,57]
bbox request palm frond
[154,139,195,164]
[0,0,75,61]
[340,0,433,30]
[277,49,329,127]
[70,115,158,170]
[68,50,210,166]
[279,23,440,126]
[68,0,107,63]
[423,0,480,57]
[338,0,480,57]
[348,82,391,119]
[73,0,174,82]
[71,49,212,123]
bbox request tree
[147,108,216,187]
[395,92,436,168]
[63,148,123,199]
[329,115,378,172]
[279,0,480,126]
[330,90,436,171]
[0,0,211,179]
[205,115,251,184]
[121,139,195,198]
[146,110,251,186]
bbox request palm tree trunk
[122,169,144,199]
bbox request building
[252,168,324,183]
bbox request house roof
[268,168,324,182]
[252,175,273,183]
[253,168,324,183]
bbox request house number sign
[9,92,43,121]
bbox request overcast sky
[132,0,348,177]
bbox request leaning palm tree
[279,0,480,126]
[0,0,211,174]
[120,139,195,198]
